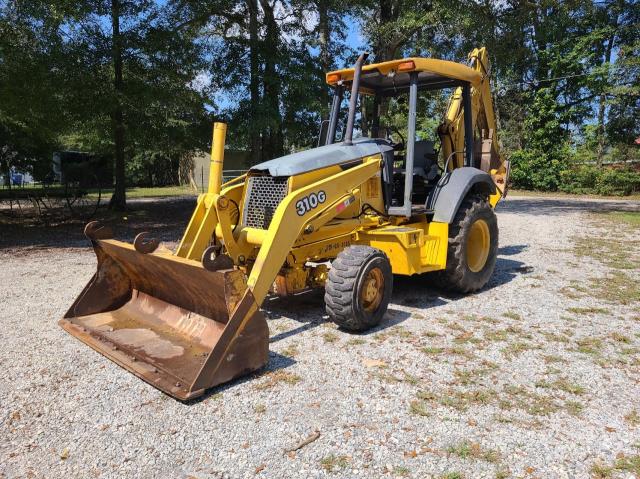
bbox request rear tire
[437,194,498,293]
[325,246,393,332]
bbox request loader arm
[439,47,509,198]
[247,156,383,305]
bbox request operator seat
[412,140,439,181]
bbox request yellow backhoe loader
[60,48,509,400]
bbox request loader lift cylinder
[208,122,227,194]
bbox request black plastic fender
[427,167,496,223]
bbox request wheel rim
[466,219,490,273]
[360,267,385,313]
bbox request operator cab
[324,56,480,217]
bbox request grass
[414,388,496,412]
[565,400,584,416]
[501,385,562,416]
[589,272,640,305]
[610,332,632,344]
[423,331,441,338]
[446,441,501,463]
[542,354,568,363]
[448,346,475,359]
[502,311,522,320]
[573,237,639,270]
[575,337,603,355]
[322,331,339,343]
[440,389,497,411]
[572,211,640,273]
[440,473,464,479]
[615,454,640,475]
[409,399,431,417]
[509,189,640,200]
[590,462,613,478]
[541,331,571,343]
[625,409,640,427]
[495,469,511,479]
[602,210,640,227]
[453,362,499,386]
[501,341,536,358]
[373,326,412,342]
[420,345,474,358]
[422,346,445,355]
[320,454,350,472]
[124,185,197,198]
[254,370,301,390]
[280,343,298,358]
[453,331,481,344]
[371,370,403,384]
[566,306,608,315]
[81,185,198,200]
[560,286,585,299]
[484,329,509,342]
[402,371,420,385]
[535,378,586,395]
[392,466,410,477]
[591,454,640,478]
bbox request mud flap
[59,238,268,401]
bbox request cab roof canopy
[326,57,482,97]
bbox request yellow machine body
[60,47,507,400]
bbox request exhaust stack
[343,52,369,146]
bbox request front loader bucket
[60,235,268,401]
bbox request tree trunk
[596,32,616,166]
[247,0,262,164]
[109,0,126,210]
[372,0,401,122]
[318,0,331,120]
[259,0,284,160]
[0,155,9,189]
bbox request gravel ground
[1,195,639,479]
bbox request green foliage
[559,166,640,196]
[510,149,563,191]
[509,89,571,191]
[2,0,639,199]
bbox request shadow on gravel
[185,352,297,405]
[499,244,528,256]
[391,248,532,311]
[0,197,194,250]
[498,196,639,217]
[265,289,413,342]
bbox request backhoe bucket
[59,235,268,401]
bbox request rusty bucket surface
[60,237,268,401]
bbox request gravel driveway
[1,195,639,479]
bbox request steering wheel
[385,125,405,150]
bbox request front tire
[325,246,393,332]
[437,194,498,293]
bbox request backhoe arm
[439,47,509,197]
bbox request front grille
[243,175,289,229]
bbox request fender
[427,167,496,223]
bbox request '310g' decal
[295,191,326,216]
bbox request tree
[0,1,64,185]
[0,0,210,207]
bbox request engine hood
[249,137,393,177]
